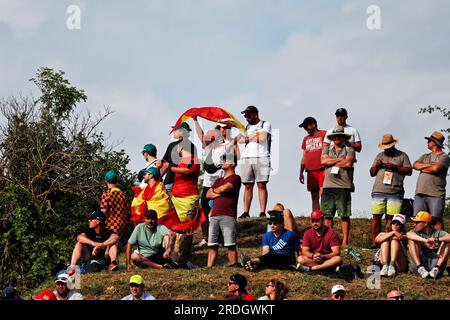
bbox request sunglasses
[266,284,274,288]
[227,282,236,286]
[311,219,321,223]
[269,221,280,225]
[389,295,404,300]
[334,293,345,299]
[129,283,141,288]
[392,221,403,226]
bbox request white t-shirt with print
[202,141,228,188]
[241,120,272,158]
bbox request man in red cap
[296,210,342,272]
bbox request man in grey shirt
[413,131,450,230]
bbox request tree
[0,68,134,291]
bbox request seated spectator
[258,279,288,300]
[126,210,177,270]
[31,289,57,300]
[266,203,300,234]
[330,284,346,300]
[296,210,343,272]
[386,289,404,300]
[53,273,83,300]
[1,285,23,300]
[69,210,119,273]
[374,214,408,277]
[241,211,300,271]
[226,274,255,300]
[407,211,449,279]
[122,275,156,300]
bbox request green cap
[104,170,118,183]
[142,144,157,156]
[172,122,191,132]
[144,167,160,180]
[129,274,144,285]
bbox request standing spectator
[258,279,288,300]
[238,106,272,218]
[412,131,450,230]
[139,143,159,188]
[122,274,156,300]
[100,170,129,271]
[407,211,449,279]
[225,274,255,300]
[323,108,362,153]
[53,273,83,300]
[296,210,343,272]
[206,154,242,267]
[320,126,355,247]
[330,285,346,300]
[386,290,404,300]
[374,214,409,277]
[299,116,327,211]
[241,211,300,272]
[369,134,412,248]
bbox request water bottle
[208,199,214,209]
[345,247,362,262]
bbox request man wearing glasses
[330,284,346,300]
[225,274,255,300]
[296,210,343,272]
[407,211,449,279]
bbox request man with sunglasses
[330,284,346,300]
[241,211,300,272]
[122,274,156,300]
[407,211,449,279]
[296,210,343,272]
[386,289,404,300]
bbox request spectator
[386,290,404,300]
[53,273,83,300]
[413,131,450,230]
[139,143,159,188]
[241,210,300,272]
[258,279,288,300]
[330,284,346,300]
[126,210,177,270]
[122,274,156,300]
[407,211,449,279]
[299,116,327,211]
[369,134,412,249]
[238,106,272,218]
[226,274,255,300]
[69,210,119,273]
[323,108,362,153]
[31,289,57,300]
[206,154,242,267]
[320,125,355,247]
[296,210,343,272]
[100,170,129,271]
[1,285,22,300]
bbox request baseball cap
[144,166,160,180]
[32,289,57,300]
[411,211,432,223]
[392,214,406,225]
[2,285,18,299]
[335,108,348,116]
[55,273,69,284]
[310,210,324,220]
[89,210,106,225]
[172,122,192,132]
[145,209,158,220]
[230,274,247,291]
[268,212,284,224]
[331,284,346,294]
[129,274,144,285]
[241,105,258,115]
[142,144,157,156]
[104,170,118,183]
[299,116,317,128]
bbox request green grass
[28,216,450,300]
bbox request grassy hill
[28,216,450,300]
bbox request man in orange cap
[407,211,449,279]
[413,131,450,230]
[296,210,342,272]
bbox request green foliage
[0,68,134,291]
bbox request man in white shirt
[323,108,362,153]
[238,106,272,218]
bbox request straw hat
[378,133,398,150]
[326,125,351,140]
[425,131,445,148]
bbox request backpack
[203,148,221,174]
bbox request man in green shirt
[407,211,449,279]
[126,210,177,270]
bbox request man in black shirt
[69,211,119,272]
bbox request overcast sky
[1,0,450,217]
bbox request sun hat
[378,133,399,150]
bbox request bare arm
[350,141,362,152]
[301,246,314,259]
[206,182,234,199]
[413,160,432,171]
[336,155,354,168]
[103,233,119,247]
[192,117,205,145]
[126,242,133,271]
[323,246,340,259]
[406,231,428,244]
[171,167,193,175]
[375,231,395,244]
[420,162,444,174]
[321,154,343,166]
[261,246,270,256]
[77,233,97,246]
[299,150,306,184]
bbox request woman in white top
[258,279,288,300]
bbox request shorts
[414,195,445,219]
[258,252,295,269]
[321,188,351,218]
[307,169,324,192]
[134,249,169,265]
[371,193,403,216]
[240,157,271,183]
[208,215,237,247]
[408,251,444,273]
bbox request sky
[1,0,450,217]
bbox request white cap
[331,284,346,294]
[392,214,406,225]
[55,273,69,284]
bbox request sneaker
[417,266,429,279]
[259,212,267,217]
[429,266,440,279]
[239,212,250,219]
[380,264,388,276]
[194,238,208,248]
[239,253,251,267]
[387,265,396,277]
[243,260,257,272]
[296,263,311,272]
[109,262,119,272]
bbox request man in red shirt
[299,117,327,211]
[296,210,343,272]
[225,273,256,300]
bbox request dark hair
[268,279,288,300]
[221,152,238,167]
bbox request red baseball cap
[310,210,324,219]
[32,289,57,300]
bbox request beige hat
[425,131,445,148]
[267,203,285,213]
[378,133,398,150]
[327,125,351,140]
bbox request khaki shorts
[240,157,271,183]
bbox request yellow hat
[411,211,432,223]
[129,274,144,285]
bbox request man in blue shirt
[241,212,300,271]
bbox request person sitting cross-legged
[296,210,343,272]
